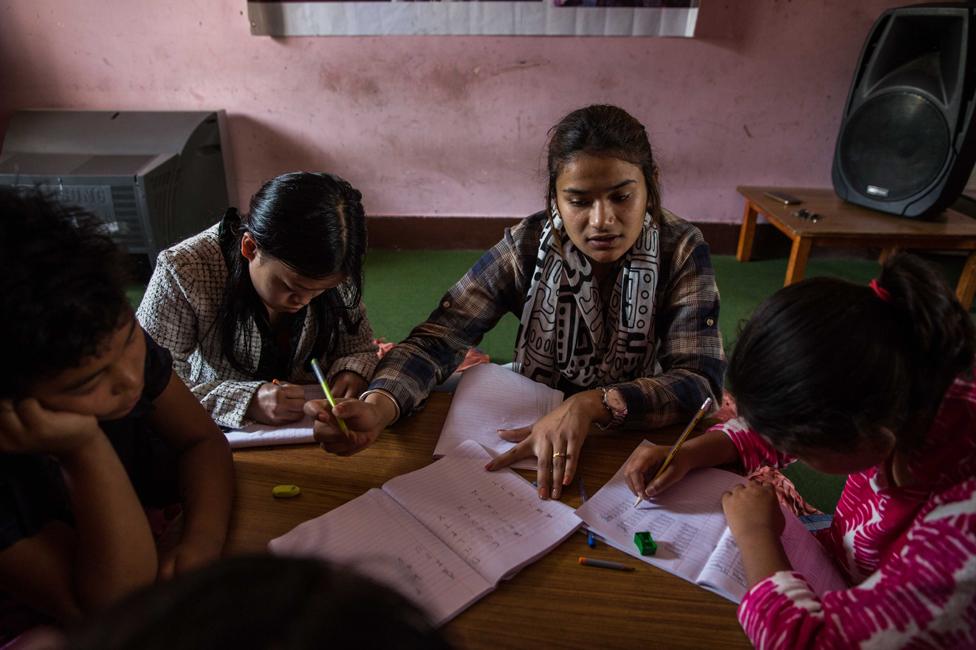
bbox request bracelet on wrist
[596,386,627,431]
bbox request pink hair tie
[869,278,892,303]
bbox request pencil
[578,556,634,572]
[633,396,713,507]
[309,358,349,434]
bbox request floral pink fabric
[713,370,976,648]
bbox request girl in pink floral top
[623,253,976,648]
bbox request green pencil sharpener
[634,531,657,556]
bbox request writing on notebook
[575,441,847,603]
[270,440,581,625]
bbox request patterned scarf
[512,206,660,389]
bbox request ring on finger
[552,451,570,459]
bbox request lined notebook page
[269,488,492,625]
[697,526,749,600]
[225,385,321,449]
[696,504,847,599]
[576,442,846,602]
[434,364,564,469]
[576,459,741,591]
[384,440,582,585]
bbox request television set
[0,110,230,265]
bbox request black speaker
[832,3,976,218]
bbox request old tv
[0,110,230,265]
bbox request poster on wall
[247,0,699,37]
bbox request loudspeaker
[832,3,976,218]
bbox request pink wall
[0,0,905,224]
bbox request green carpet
[363,250,520,362]
[129,249,975,514]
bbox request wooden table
[736,186,976,309]
[227,392,749,649]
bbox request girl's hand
[722,481,792,587]
[485,391,603,500]
[246,382,306,425]
[722,481,785,542]
[623,442,695,501]
[329,371,368,399]
[0,398,100,456]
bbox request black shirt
[0,330,176,551]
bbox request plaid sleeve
[368,221,533,417]
[614,226,726,428]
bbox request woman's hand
[246,382,306,425]
[485,390,605,500]
[305,393,396,456]
[330,371,368,399]
[0,398,100,456]
[623,442,695,502]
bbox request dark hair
[216,172,368,376]
[67,555,453,650]
[727,253,975,455]
[545,105,663,224]
[0,187,131,398]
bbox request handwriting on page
[439,487,559,562]
[385,455,579,584]
[269,489,490,625]
[576,462,746,586]
[703,534,747,589]
[576,454,847,603]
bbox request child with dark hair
[0,188,233,641]
[64,555,453,650]
[137,171,377,429]
[623,253,976,647]
[311,105,724,501]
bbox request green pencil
[309,358,349,434]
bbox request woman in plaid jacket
[306,106,726,501]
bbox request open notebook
[575,441,847,603]
[269,440,582,624]
[435,363,564,470]
[224,385,321,449]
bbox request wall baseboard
[367,216,807,257]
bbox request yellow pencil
[309,358,349,434]
[634,396,713,507]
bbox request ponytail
[873,253,975,444]
[727,253,974,455]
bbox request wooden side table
[736,186,976,309]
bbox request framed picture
[247,0,700,36]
